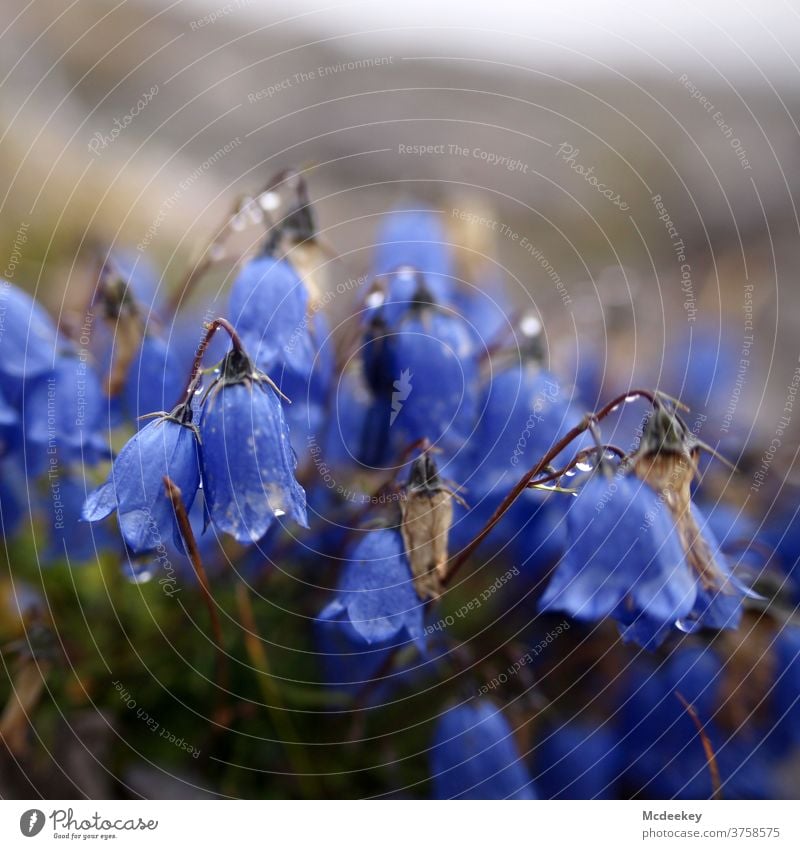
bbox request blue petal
[228,256,312,375]
[83,417,200,552]
[0,282,59,380]
[328,528,425,649]
[201,382,307,543]
[541,475,696,629]
[430,701,536,800]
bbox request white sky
[167,0,800,83]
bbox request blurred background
[3,0,800,450]
[3,0,800,798]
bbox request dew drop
[520,314,542,337]
[366,291,385,309]
[259,191,281,212]
[246,203,263,225]
[576,460,594,472]
[126,567,154,585]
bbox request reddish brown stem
[442,389,655,586]
[180,316,245,403]
[675,691,722,800]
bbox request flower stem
[442,389,656,586]
[163,476,231,726]
[180,317,246,403]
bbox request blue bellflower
[430,701,536,799]
[0,282,59,384]
[228,254,313,376]
[360,291,478,464]
[23,353,108,469]
[539,473,697,644]
[534,720,622,799]
[319,528,425,650]
[200,346,307,543]
[82,404,201,552]
[123,331,185,423]
[373,207,454,278]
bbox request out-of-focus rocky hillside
[2,0,800,460]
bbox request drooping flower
[123,331,185,423]
[360,281,478,464]
[44,475,114,564]
[228,254,313,375]
[540,404,750,647]
[200,346,307,543]
[0,282,59,384]
[23,352,107,468]
[319,527,425,649]
[371,207,455,305]
[82,403,201,552]
[620,644,783,799]
[429,701,536,799]
[533,720,622,799]
[539,471,697,640]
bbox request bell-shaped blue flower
[540,472,697,643]
[23,352,107,469]
[360,292,478,464]
[430,701,536,799]
[200,346,307,543]
[319,528,425,649]
[371,208,455,305]
[123,331,185,423]
[228,254,313,376]
[534,720,622,799]
[0,282,59,384]
[82,404,201,552]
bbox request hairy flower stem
[675,691,722,800]
[348,390,658,713]
[167,184,272,316]
[179,316,246,404]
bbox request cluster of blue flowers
[1,180,799,800]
